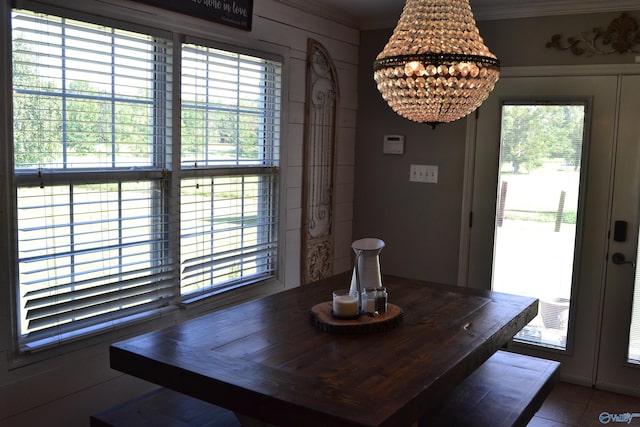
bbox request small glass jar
[375,287,388,313]
[362,288,378,314]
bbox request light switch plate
[410,164,438,183]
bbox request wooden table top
[110,273,538,427]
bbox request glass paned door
[468,73,640,393]
[466,74,620,385]
[596,75,640,394]
[492,103,587,350]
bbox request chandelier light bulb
[373,0,500,127]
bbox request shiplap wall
[0,1,358,425]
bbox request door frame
[457,64,640,388]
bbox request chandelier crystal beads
[373,0,500,126]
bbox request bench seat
[423,350,560,427]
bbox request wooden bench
[423,350,560,427]
[91,351,559,427]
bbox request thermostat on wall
[383,134,405,155]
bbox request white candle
[333,294,358,317]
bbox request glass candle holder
[332,289,359,318]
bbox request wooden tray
[309,302,403,334]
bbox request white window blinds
[180,43,281,298]
[180,43,281,168]
[17,182,173,345]
[12,10,173,350]
[12,11,172,170]
[10,8,283,351]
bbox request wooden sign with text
[131,0,253,31]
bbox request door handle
[611,252,635,267]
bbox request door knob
[611,252,635,267]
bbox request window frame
[6,3,286,358]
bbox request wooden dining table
[110,273,538,427]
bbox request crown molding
[274,0,640,30]
[472,0,640,21]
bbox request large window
[11,9,281,351]
[179,43,280,299]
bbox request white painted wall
[0,1,358,425]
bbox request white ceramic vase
[349,238,385,295]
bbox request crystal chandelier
[374,0,500,127]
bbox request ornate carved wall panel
[301,39,339,284]
[546,13,640,56]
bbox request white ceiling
[276,0,640,29]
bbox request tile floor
[528,382,640,426]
